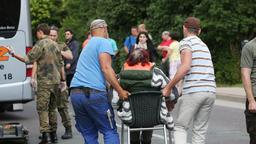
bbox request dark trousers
[66,74,74,94]
[245,98,256,144]
[70,89,119,144]
[130,130,153,144]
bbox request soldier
[49,26,73,139]
[7,23,63,144]
[241,37,256,144]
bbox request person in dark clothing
[64,29,79,93]
[134,32,158,62]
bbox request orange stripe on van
[0,46,9,61]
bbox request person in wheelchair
[117,48,178,144]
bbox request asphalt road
[0,98,249,144]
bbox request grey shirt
[241,37,256,97]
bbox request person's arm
[162,45,173,63]
[124,46,129,54]
[65,41,79,69]
[157,45,169,50]
[242,68,256,112]
[60,66,66,81]
[241,43,256,112]
[162,49,192,97]
[8,44,42,64]
[11,53,26,63]
[124,37,130,54]
[59,66,67,91]
[166,48,173,58]
[99,52,129,99]
[31,62,37,79]
[61,50,73,60]
[30,62,37,87]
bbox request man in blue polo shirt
[124,26,138,54]
[70,19,129,144]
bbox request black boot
[50,131,58,143]
[39,132,49,144]
[61,127,73,139]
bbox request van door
[0,0,30,102]
[0,31,26,84]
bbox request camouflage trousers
[245,98,256,144]
[37,84,58,133]
[56,89,72,129]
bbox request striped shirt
[180,35,216,94]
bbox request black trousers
[66,74,74,95]
[245,98,256,144]
[130,130,153,144]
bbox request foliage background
[30,0,256,84]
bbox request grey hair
[50,25,59,32]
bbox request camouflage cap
[90,19,107,30]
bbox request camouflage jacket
[25,37,63,85]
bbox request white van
[0,0,34,112]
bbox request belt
[71,87,103,95]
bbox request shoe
[38,134,51,141]
[61,127,73,139]
[50,131,58,143]
[38,132,49,144]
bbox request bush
[214,49,241,84]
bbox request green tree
[194,0,256,84]
[30,0,65,42]
[60,0,153,72]
[30,0,53,31]
[30,0,255,84]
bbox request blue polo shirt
[124,35,136,52]
[70,36,114,91]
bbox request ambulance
[0,0,34,112]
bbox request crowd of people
[6,16,255,144]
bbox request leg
[37,85,52,144]
[48,85,58,143]
[70,92,99,144]
[37,85,51,133]
[173,94,201,144]
[86,92,120,144]
[57,89,72,139]
[141,130,153,144]
[48,85,58,132]
[130,131,140,144]
[245,99,256,144]
[191,93,215,144]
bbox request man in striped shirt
[162,17,216,144]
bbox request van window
[0,0,21,38]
